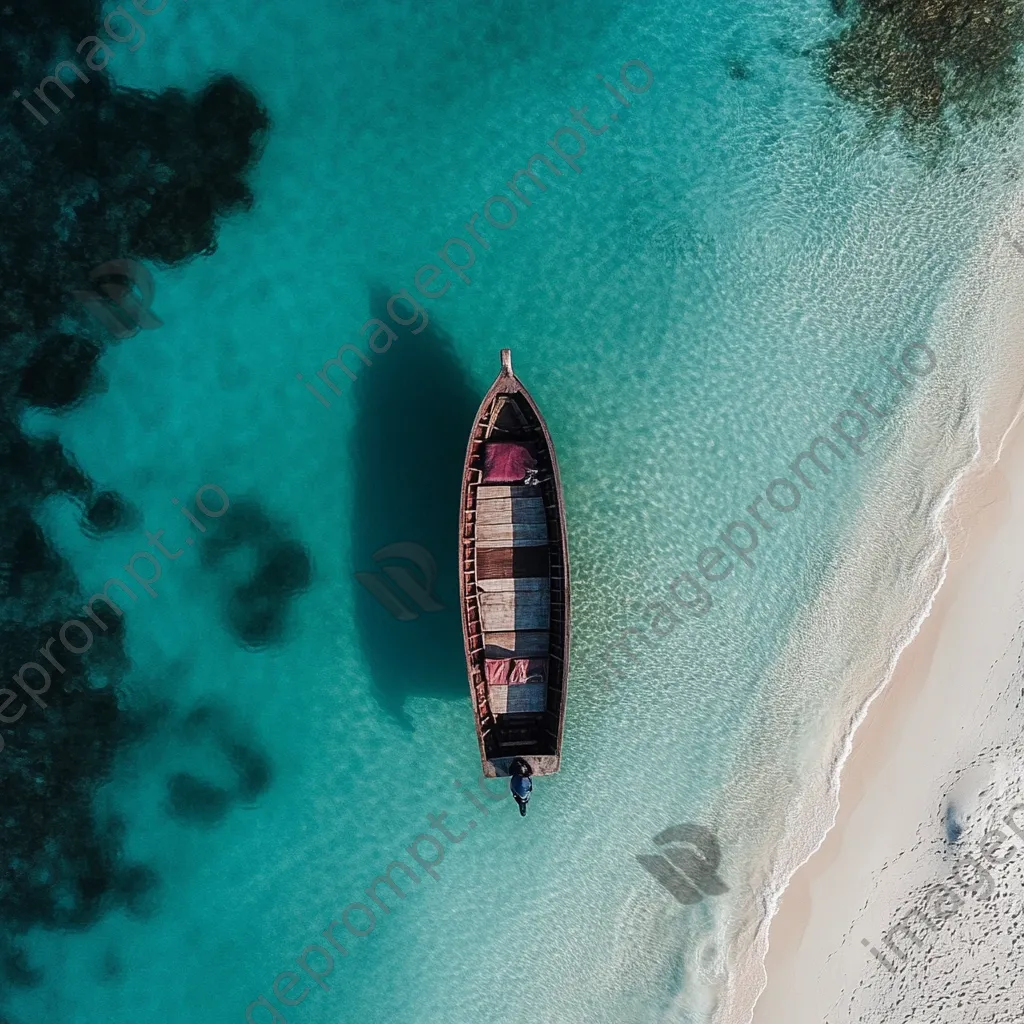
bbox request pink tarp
[482,442,536,483]
[485,658,547,687]
[485,658,512,686]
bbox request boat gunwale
[458,351,571,778]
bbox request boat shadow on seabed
[349,285,480,727]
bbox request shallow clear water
[6,1,1024,1022]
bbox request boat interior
[462,391,567,774]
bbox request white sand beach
[750,232,1024,1024]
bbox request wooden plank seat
[484,653,549,714]
[477,577,550,594]
[476,485,543,499]
[477,546,549,579]
[485,631,549,658]
[479,590,550,632]
[476,498,548,526]
[488,682,548,714]
[475,490,548,550]
[476,522,549,547]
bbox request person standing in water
[509,758,533,816]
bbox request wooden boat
[459,349,570,778]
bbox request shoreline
[595,338,941,698]
[747,229,1024,1023]
[752,425,1018,1022]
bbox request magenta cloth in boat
[485,658,547,686]
[485,658,512,686]
[482,442,536,483]
[510,658,546,684]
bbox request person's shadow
[349,285,480,725]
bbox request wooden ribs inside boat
[459,349,570,778]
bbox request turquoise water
[6,1,1024,1022]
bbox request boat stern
[485,754,560,778]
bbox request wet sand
[753,372,1024,1023]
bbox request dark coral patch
[83,490,136,537]
[1,944,42,989]
[166,773,232,828]
[200,500,312,650]
[226,741,273,802]
[257,540,313,597]
[17,333,102,410]
[823,0,1024,135]
[163,704,273,823]
[114,863,160,920]
[727,58,750,81]
[0,0,268,997]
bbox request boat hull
[459,350,570,778]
